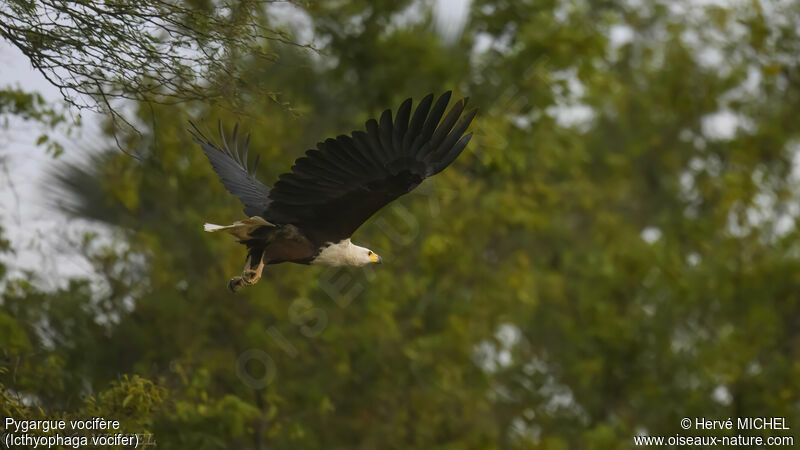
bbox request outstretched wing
[267,91,476,245]
[190,121,271,216]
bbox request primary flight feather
[190,91,476,292]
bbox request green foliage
[0,87,69,156]
[3,0,800,448]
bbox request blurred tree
[2,0,800,449]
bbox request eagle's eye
[367,251,373,255]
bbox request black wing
[190,121,271,216]
[267,91,476,245]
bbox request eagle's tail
[203,216,274,241]
[203,223,229,232]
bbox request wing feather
[432,133,473,175]
[337,135,380,172]
[426,98,465,155]
[392,98,412,152]
[402,93,433,151]
[190,121,271,216]
[378,109,395,158]
[420,91,451,147]
[426,108,478,165]
[266,92,477,244]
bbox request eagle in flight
[191,91,476,292]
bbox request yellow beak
[369,253,382,263]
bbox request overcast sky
[0,41,109,287]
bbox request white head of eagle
[312,239,382,267]
[190,91,476,292]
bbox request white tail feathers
[204,223,227,232]
[203,216,274,240]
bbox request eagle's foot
[228,269,262,293]
[227,252,266,293]
[242,268,260,284]
[228,276,246,293]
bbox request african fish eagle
[191,91,476,292]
